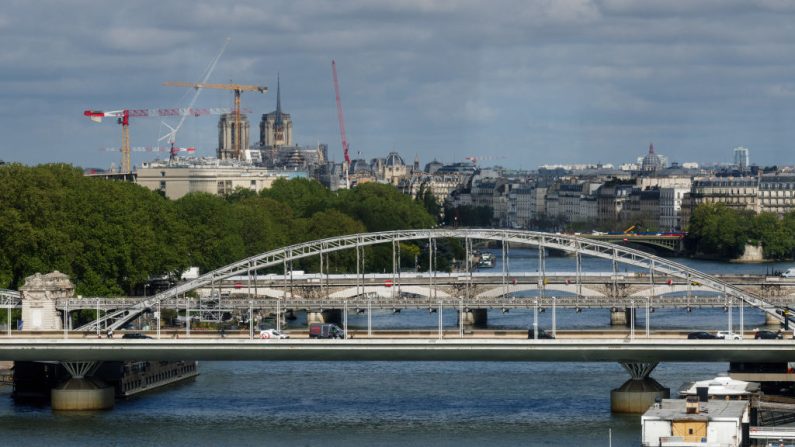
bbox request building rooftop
[385,151,405,167]
[642,399,748,422]
[141,156,258,169]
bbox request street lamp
[156,301,161,339]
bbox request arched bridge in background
[77,229,782,331]
[578,232,685,253]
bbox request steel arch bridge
[77,228,783,331]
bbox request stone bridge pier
[758,284,790,326]
[594,283,644,327]
[610,308,632,326]
[306,309,343,326]
[460,308,488,329]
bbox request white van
[782,268,795,278]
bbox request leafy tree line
[0,164,436,296]
[686,203,795,260]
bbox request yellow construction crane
[163,82,267,159]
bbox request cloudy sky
[1,0,794,170]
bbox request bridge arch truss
[78,229,782,331]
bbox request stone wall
[734,244,766,263]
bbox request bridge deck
[1,338,794,362]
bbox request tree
[335,183,435,231]
[174,193,246,273]
[260,177,333,218]
[752,212,795,259]
[686,203,754,259]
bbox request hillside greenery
[0,164,436,296]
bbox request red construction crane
[331,60,351,188]
[100,146,196,154]
[83,107,232,173]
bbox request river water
[0,249,791,446]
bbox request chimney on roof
[686,396,700,414]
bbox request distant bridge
[579,233,685,252]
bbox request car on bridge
[258,329,289,339]
[309,323,345,339]
[715,331,742,340]
[754,329,784,340]
[687,331,718,340]
[527,328,555,339]
[121,333,152,339]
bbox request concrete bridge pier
[610,308,633,326]
[610,362,669,414]
[306,309,343,326]
[459,308,488,329]
[51,361,114,411]
[270,309,288,327]
[764,311,782,327]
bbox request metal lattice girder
[57,294,772,312]
[0,289,21,308]
[78,229,785,331]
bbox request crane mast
[163,82,267,160]
[159,38,230,153]
[331,60,351,188]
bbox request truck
[308,323,345,339]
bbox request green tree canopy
[0,167,438,294]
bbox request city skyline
[1,1,795,169]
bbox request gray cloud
[0,0,794,170]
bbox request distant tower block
[733,146,750,171]
[218,113,250,160]
[20,271,73,331]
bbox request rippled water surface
[0,361,728,446]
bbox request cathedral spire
[274,73,283,125]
